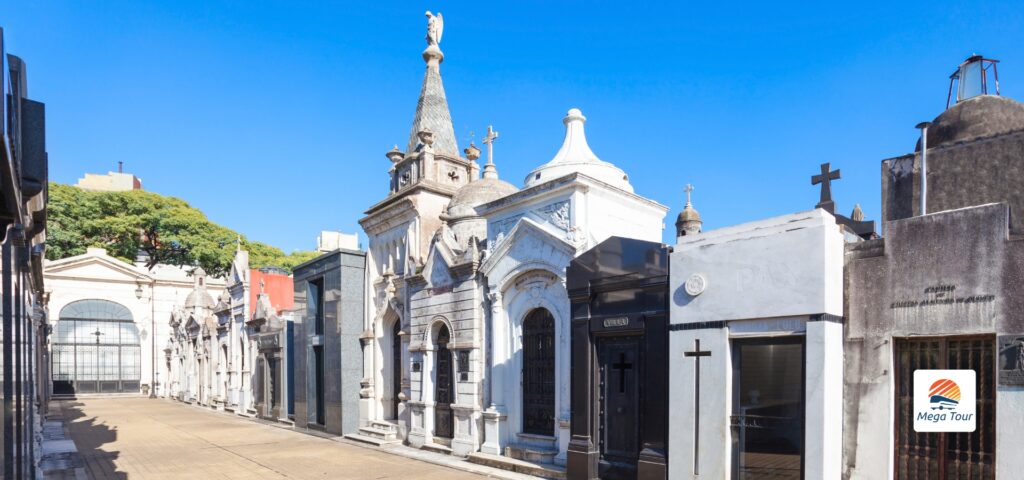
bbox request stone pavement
[57,397,518,479]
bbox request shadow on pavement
[59,400,126,480]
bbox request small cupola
[947,55,1000,107]
[675,184,702,238]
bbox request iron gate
[895,337,995,479]
[522,308,555,435]
[435,325,454,439]
[52,300,141,394]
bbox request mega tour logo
[914,370,976,432]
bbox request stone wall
[843,203,1024,479]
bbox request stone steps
[344,432,402,447]
[345,420,401,446]
[506,442,559,464]
[467,452,566,479]
[421,442,453,455]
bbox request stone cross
[482,125,499,166]
[684,184,694,206]
[684,339,712,475]
[811,163,840,213]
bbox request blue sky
[5,1,1024,252]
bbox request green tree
[46,182,322,276]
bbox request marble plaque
[998,335,1024,386]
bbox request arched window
[53,299,141,394]
[522,308,555,435]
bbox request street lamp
[136,277,158,398]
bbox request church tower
[361,11,476,278]
[358,10,475,437]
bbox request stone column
[358,328,375,428]
[805,318,843,479]
[481,291,508,455]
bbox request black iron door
[435,325,454,439]
[392,321,402,420]
[314,345,325,425]
[598,335,642,477]
[268,356,280,412]
[523,309,555,435]
[895,337,995,480]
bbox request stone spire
[676,184,702,238]
[407,11,459,157]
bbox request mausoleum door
[391,321,402,420]
[522,308,556,436]
[597,335,642,478]
[434,325,454,439]
[268,355,280,415]
[731,337,805,480]
[894,337,995,480]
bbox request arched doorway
[522,308,555,435]
[390,320,402,420]
[434,324,454,439]
[52,299,142,394]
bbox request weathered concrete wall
[883,130,1024,233]
[843,203,1024,479]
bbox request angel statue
[425,11,444,47]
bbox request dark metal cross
[811,162,841,212]
[611,353,633,393]
[91,328,104,345]
[684,339,712,475]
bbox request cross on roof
[684,184,694,206]
[482,125,499,166]
[811,162,841,213]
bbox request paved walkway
[57,397,491,479]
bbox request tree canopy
[46,182,321,276]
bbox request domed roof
[184,267,215,309]
[676,204,701,223]
[185,289,215,309]
[918,95,1024,151]
[524,109,633,192]
[447,176,518,218]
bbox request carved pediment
[489,200,572,246]
[480,217,575,286]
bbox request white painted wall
[669,209,846,480]
[44,248,225,397]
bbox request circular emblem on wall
[685,273,707,296]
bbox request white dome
[523,108,633,192]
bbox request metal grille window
[895,337,996,480]
[52,299,142,394]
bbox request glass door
[731,336,805,480]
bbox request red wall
[250,269,294,315]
